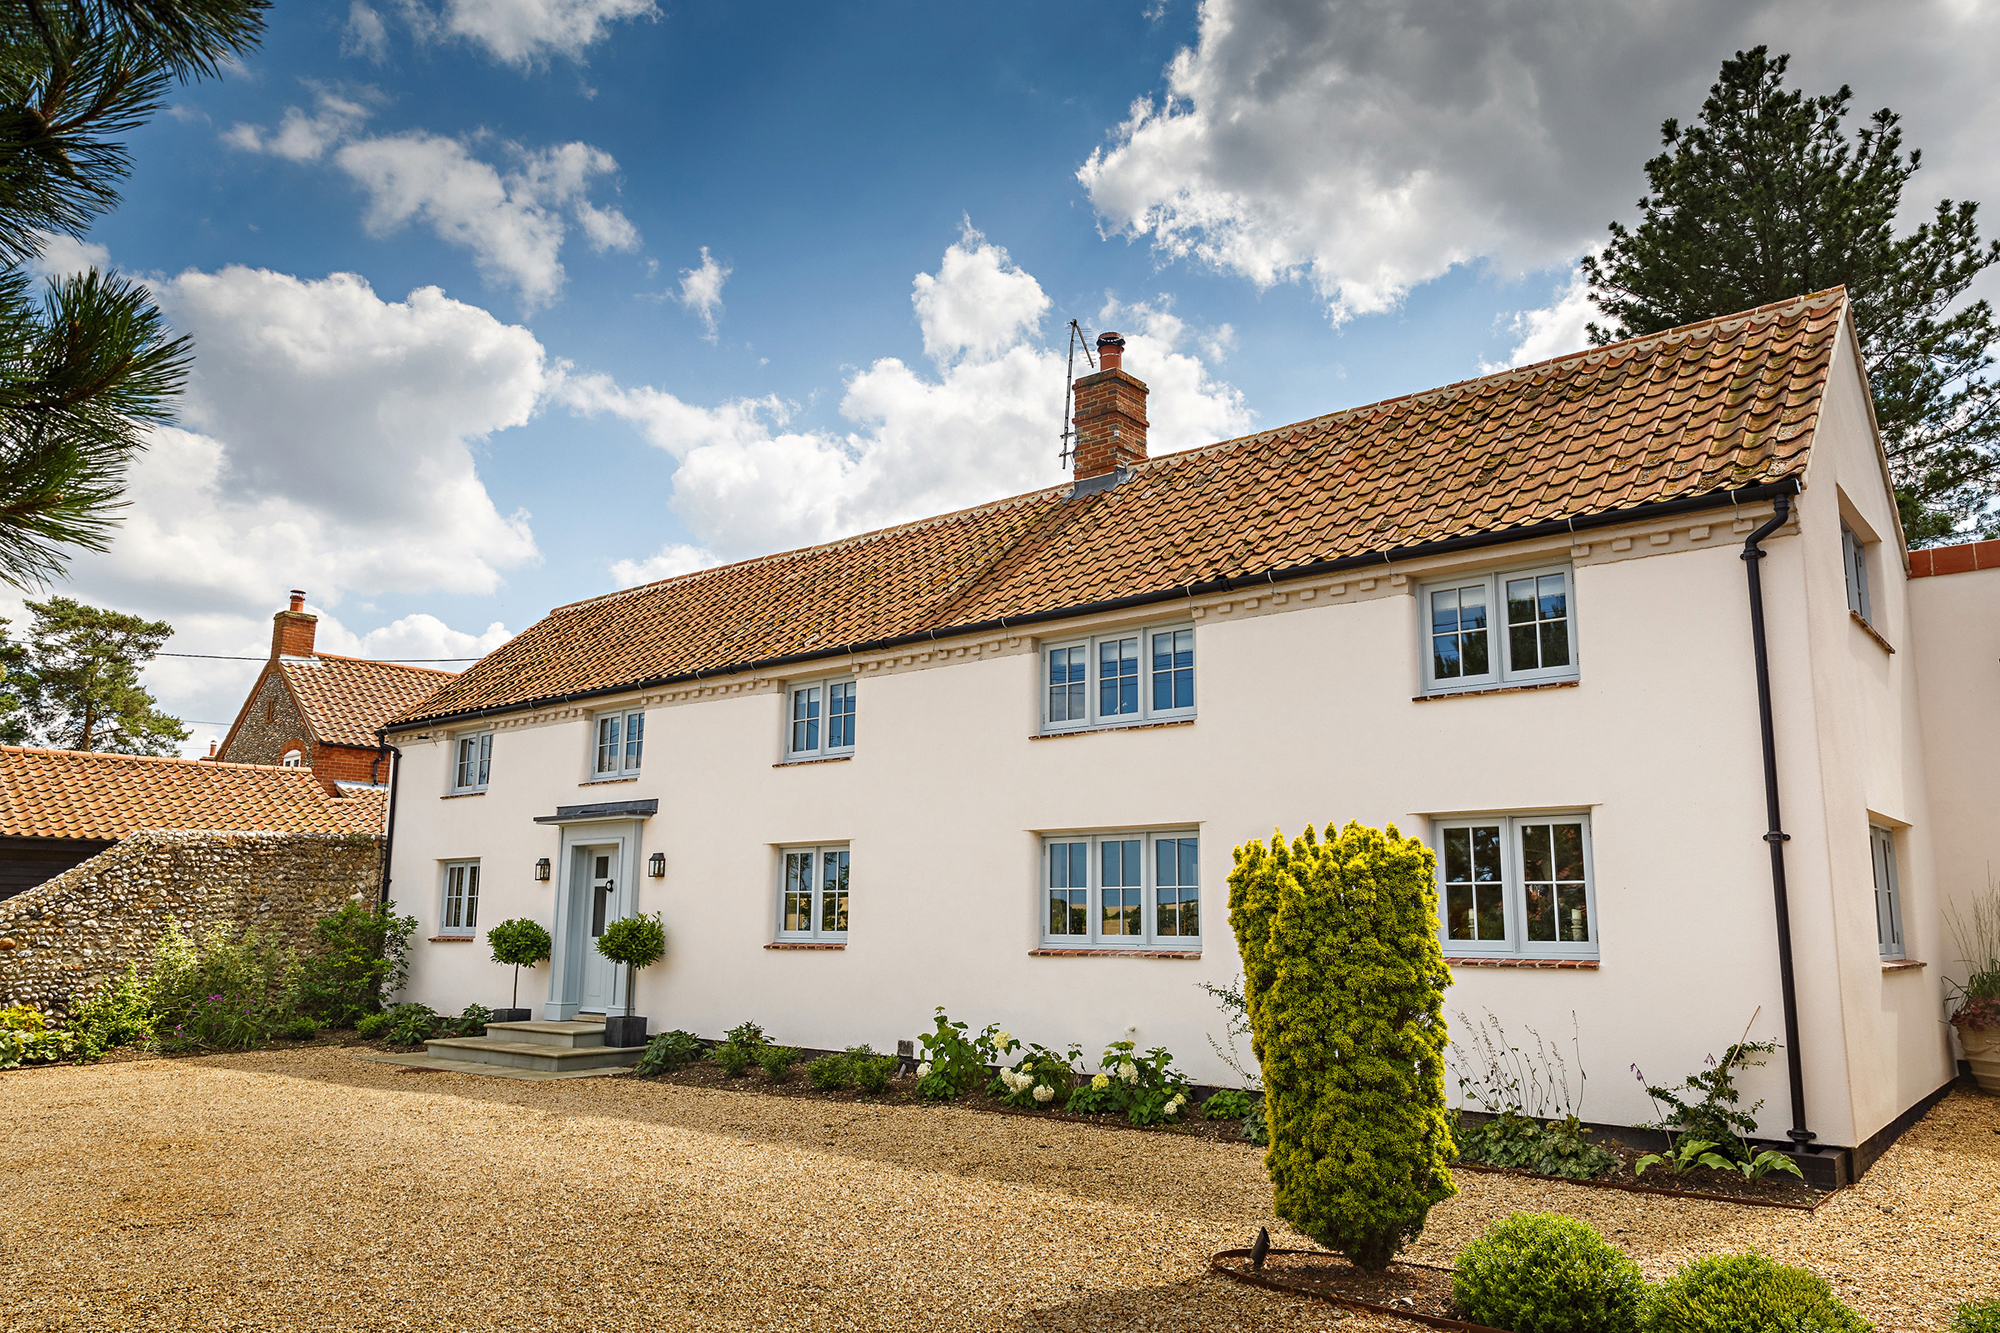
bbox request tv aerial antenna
[1057,319,1095,467]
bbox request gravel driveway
[1,1050,1992,1332]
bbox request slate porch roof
[390,289,1852,730]
[279,655,455,749]
[0,746,388,841]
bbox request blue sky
[22,0,1997,749]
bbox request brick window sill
[1032,718,1195,741]
[1882,959,1925,972]
[580,776,640,786]
[773,755,854,768]
[1851,611,1896,654]
[1445,956,1599,970]
[440,791,485,800]
[429,935,476,943]
[1415,680,1581,704]
[1028,947,1202,959]
[765,941,845,950]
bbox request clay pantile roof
[279,654,454,748]
[392,290,1850,729]
[0,746,387,841]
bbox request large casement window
[450,730,492,794]
[592,707,645,779]
[1870,824,1904,961]
[1421,564,1579,695]
[1042,623,1196,733]
[786,676,857,760]
[1842,523,1874,623]
[1433,813,1597,959]
[439,860,480,937]
[1042,830,1201,949]
[778,844,850,942]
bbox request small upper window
[1041,829,1200,949]
[280,749,304,768]
[1422,564,1578,694]
[1870,824,1903,961]
[592,708,644,779]
[439,860,480,937]
[1433,812,1597,959]
[1042,622,1195,733]
[786,676,857,760]
[1842,523,1873,623]
[451,730,492,793]
[777,844,849,942]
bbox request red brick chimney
[271,589,317,659]
[1071,332,1147,484]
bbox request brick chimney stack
[271,589,317,659]
[1070,332,1147,484]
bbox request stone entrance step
[480,1020,610,1049]
[360,1017,648,1078]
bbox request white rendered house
[379,291,1993,1183]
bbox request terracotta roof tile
[0,746,386,841]
[391,290,1849,729]
[280,655,454,748]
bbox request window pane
[821,849,849,934]
[1152,629,1194,711]
[1506,572,1569,671]
[1446,884,1475,940]
[827,681,856,749]
[1100,637,1139,717]
[1442,824,1505,943]
[1524,882,1555,941]
[1556,884,1588,943]
[1432,585,1489,681]
[1103,839,1140,886]
[1552,823,1584,882]
[477,732,491,786]
[1520,825,1552,882]
[625,713,644,770]
[464,865,479,929]
[1444,827,1470,883]
[444,865,463,928]
[1103,884,1141,936]
[784,851,813,933]
[1049,843,1071,889]
[1155,837,1199,937]
[792,687,820,753]
[1476,883,1506,940]
[1048,647,1086,723]
[1521,820,1587,945]
[1471,826,1500,880]
[597,716,620,773]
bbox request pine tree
[16,595,186,753]
[0,0,266,588]
[1582,48,2000,545]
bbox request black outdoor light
[648,852,666,878]
[534,857,551,882]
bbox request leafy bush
[1453,1213,1644,1333]
[758,1044,803,1082]
[715,1040,758,1078]
[1953,1300,2000,1333]
[725,1020,767,1047]
[596,913,666,1018]
[990,1031,1078,1109]
[1203,1088,1256,1120]
[1457,1111,1619,1180]
[487,917,552,1010]
[1641,1252,1869,1333]
[66,965,153,1060]
[913,1008,998,1101]
[807,1051,855,1090]
[1229,822,1456,1271]
[383,1003,439,1046]
[635,1029,704,1076]
[281,1016,320,1041]
[1634,1036,1776,1165]
[1064,1040,1192,1125]
[355,1010,393,1039]
[293,901,415,1028]
[0,1004,72,1067]
[849,1045,897,1094]
[442,1004,490,1038]
[150,922,300,1053]
[1242,1101,1269,1145]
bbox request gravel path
[1,1051,1992,1332]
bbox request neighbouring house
[0,745,387,900]
[379,289,1994,1182]
[212,592,455,790]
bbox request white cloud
[610,543,725,588]
[314,611,514,662]
[1079,0,2000,323]
[342,3,390,62]
[1485,267,1597,371]
[676,247,730,341]
[25,233,111,281]
[224,88,374,162]
[560,228,1252,567]
[398,0,657,67]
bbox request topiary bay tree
[596,912,665,1046]
[1229,821,1456,1271]
[486,917,552,1017]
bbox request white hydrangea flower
[1118,1061,1139,1084]
[1091,1072,1111,1090]
[1033,1084,1055,1102]
[995,1030,1014,1048]
[916,1061,931,1078]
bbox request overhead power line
[156,652,480,663]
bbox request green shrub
[807,1051,855,1090]
[1229,822,1456,1270]
[355,1010,392,1039]
[1453,1213,1644,1333]
[758,1044,803,1082]
[913,1008,998,1101]
[1642,1252,1870,1333]
[1242,1101,1269,1145]
[0,1004,73,1067]
[1953,1300,2000,1333]
[1203,1088,1256,1120]
[150,922,300,1053]
[281,1015,320,1041]
[65,965,154,1060]
[293,901,416,1028]
[990,1033,1078,1109]
[441,1004,489,1038]
[595,913,666,1018]
[714,1040,757,1078]
[635,1029,704,1075]
[486,917,553,1011]
[1064,1040,1193,1125]
[849,1045,897,1094]
[725,1020,767,1047]
[1457,1111,1620,1180]
[383,1003,439,1046]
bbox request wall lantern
[648,852,666,879]
[534,857,551,882]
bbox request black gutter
[1741,492,1814,1149]
[374,728,401,910]
[385,479,1804,735]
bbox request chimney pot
[272,591,318,659]
[289,589,306,613]
[1095,331,1125,373]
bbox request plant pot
[603,1015,648,1048]
[489,1008,532,1024]
[1955,1024,1997,1058]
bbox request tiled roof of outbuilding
[0,746,387,841]
[279,654,453,748]
[390,289,1851,729]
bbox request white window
[1421,564,1579,695]
[451,730,492,793]
[1842,523,1873,623]
[592,708,645,779]
[1041,623,1196,733]
[440,860,480,937]
[778,844,849,942]
[1433,813,1597,959]
[1871,824,1903,960]
[280,748,304,768]
[1041,829,1200,948]
[785,676,857,759]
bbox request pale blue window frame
[1039,829,1201,948]
[1431,812,1598,960]
[1420,563,1579,695]
[450,730,491,794]
[1041,622,1197,733]
[785,675,857,760]
[592,708,645,779]
[1871,824,1903,961]
[777,843,850,942]
[439,860,480,937]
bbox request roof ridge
[0,743,310,773]
[291,652,458,676]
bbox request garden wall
[0,830,382,1012]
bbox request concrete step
[481,1020,607,1049]
[360,1052,631,1082]
[423,1035,644,1072]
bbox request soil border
[1210,1248,1503,1332]
[1449,1160,1834,1212]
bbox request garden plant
[1229,821,1456,1270]
[913,1007,999,1100]
[635,1029,704,1075]
[1063,1039,1192,1125]
[989,1030,1079,1109]
[486,917,553,1015]
[595,912,666,1020]
[292,901,416,1028]
[1450,1009,1619,1180]
[1639,1251,1869,1333]
[1452,1212,1644,1333]
[1633,1019,1804,1180]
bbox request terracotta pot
[1954,1024,2000,1093]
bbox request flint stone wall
[0,829,383,1012]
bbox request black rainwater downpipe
[375,729,402,909]
[1742,492,1814,1149]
